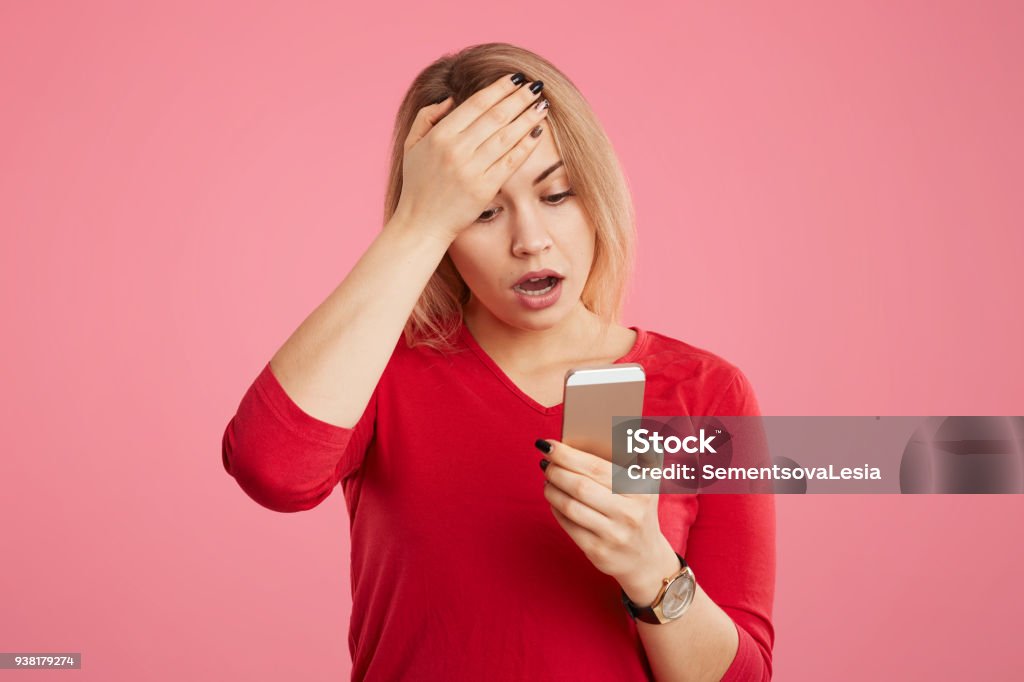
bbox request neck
[463,299,612,372]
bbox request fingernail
[532,98,549,112]
[433,94,450,105]
[511,72,526,85]
[530,125,543,139]
[539,458,550,471]
[529,81,544,94]
[535,439,552,454]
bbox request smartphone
[561,363,646,461]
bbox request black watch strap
[621,552,686,624]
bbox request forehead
[504,131,564,187]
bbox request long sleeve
[221,361,377,513]
[689,369,776,681]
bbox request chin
[509,299,578,329]
[514,316,561,331]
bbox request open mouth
[513,276,560,296]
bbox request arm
[633,369,775,681]
[220,220,450,512]
[541,439,776,681]
[222,75,552,508]
[221,358,379,513]
[267,219,451,430]
[267,73,550,430]
[625,495,776,681]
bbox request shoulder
[378,329,475,377]
[637,328,745,381]
[636,328,761,416]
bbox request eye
[475,208,501,223]
[544,189,576,206]
[474,189,576,224]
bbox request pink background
[2,1,1022,679]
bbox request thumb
[404,96,453,152]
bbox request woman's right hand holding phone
[391,73,550,245]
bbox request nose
[509,208,553,257]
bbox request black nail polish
[539,458,550,471]
[535,439,552,454]
[511,72,526,85]
[530,125,542,139]
[529,81,544,94]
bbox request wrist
[386,206,457,248]
[618,538,680,607]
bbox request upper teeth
[516,277,557,297]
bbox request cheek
[565,224,597,281]
[560,216,596,259]
[448,235,500,288]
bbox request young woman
[222,43,775,681]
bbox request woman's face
[447,132,595,331]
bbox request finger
[543,439,614,489]
[438,72,526,135]
[403,96,454,153]
[550,502,602,550]
[482,119,547,185]
[543,479,613,536]
[474,96,550,168]
[460,80,544,153]
[544,460,619,518]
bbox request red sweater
[222,322,775,680]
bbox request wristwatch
[621,552,696,624]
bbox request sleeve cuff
[255,361,357,445]
[719,619,772,682]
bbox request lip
[512,277,563,310]
[513,269,564,287]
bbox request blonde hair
[384,43,637,353]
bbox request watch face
[661,571,695,620]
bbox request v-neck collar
[458,320,649,416]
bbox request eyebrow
[533,160,564,185]
[497,160,565,195]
